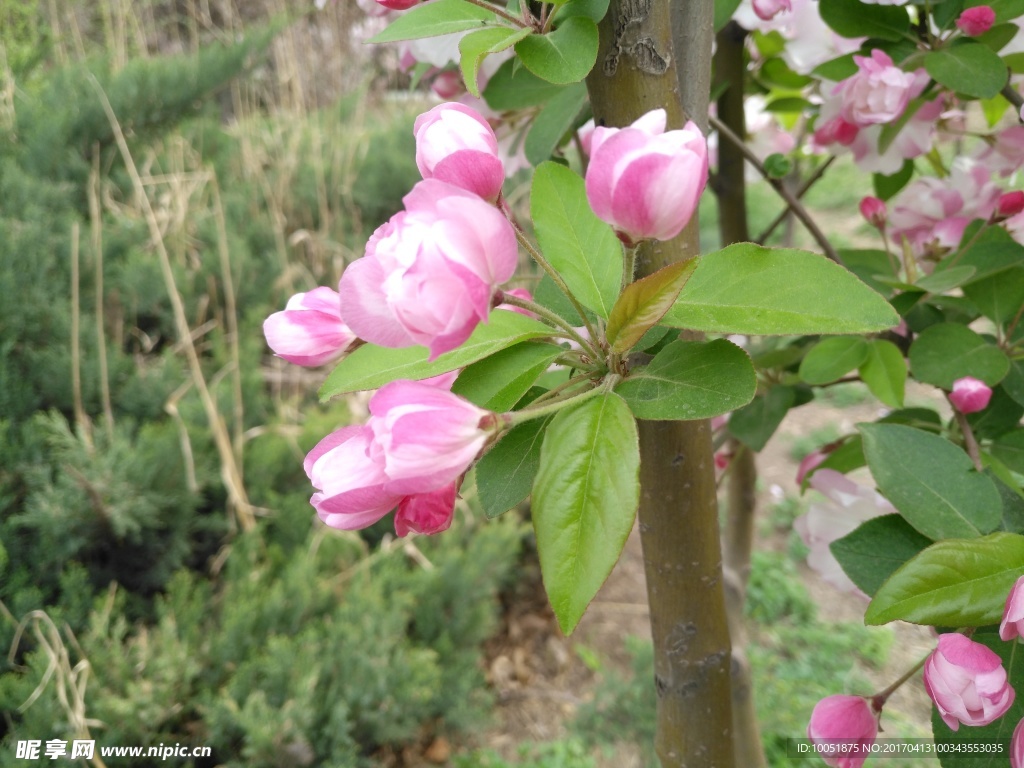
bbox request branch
[755,155,836,244]
[709,114,844,265]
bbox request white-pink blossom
[262,286,356,367]
[924,633,1015,731]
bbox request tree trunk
[586,2,734,765]
[712,23,769,767]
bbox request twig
[89,151,115,442]
[954,408,984,472]
[754,156,836,244]
[710,115,843,265]
[70,222,89,443]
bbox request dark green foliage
[1,517,522,767]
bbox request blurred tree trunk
[712,20,770,768]
[587,2,735,765]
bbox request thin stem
[871,653,929,712]
[462,0,533,28]
[504,376,616,425]
[1002,83,1024,123]
[1004,300,1024,345]
[711,115,843,265]
[622,244,638,291]
[755,156,835,243]
[954,406,984,472]
[508,218,601,344]
[945,221,991,270]
[499,292,601,359]
[524,370,598,407]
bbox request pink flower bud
[375,0,419,9]
[949,376,993,414]
[429,70,465,100]
[394,483,457,537]
[859,196,887,228]
[368,380,492,495]
[957,6,996,36]
[413,103,504,201]
[753,0,792,20]
[585,108,709,245]
[339,179,519,360]
[714,451,731,470]
[997,191,1024,219]
[1013,717,1024,768]
[924,633,1015,731]
[262,286,356,367]
[814,116,860,148]
[807,695,878,768]
[1001,575,1024,641]
[840,50,918,127]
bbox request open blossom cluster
[264,99,710,535]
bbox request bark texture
[586,2,734,765]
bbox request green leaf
[872,159,914,201]
[1004,359,1024,408]
[729,385,797,452]
[759,57,812,89]
[819,0,910,40]
[963,266,1024,324]
[811,53,858,81]
[530,161,621,317]
[319,311,555,399]
[368,0,498,42]
[968,386,1024,440]
[811,436,866,480]
[662,244,899,335]
[615,339,757,420]
[981,92,1011,127]
[860,423,1003,540]
[607,261,698,354]
[799,336,870,385]
[865,532,1024,625]
[859,339,906,409]
[992,429,1024,475]
[474,417,550,517]
[452,342,563,411]
[1007,51,1024,73]
[976,22,1019,52]
[483,58,566,110]
[924,43,1009,99]
[763,97,814,113]
[908,322,1010,389]
[459,27,532,98]
[839,248,897,295]
[553,0,610,23]
[715,0,744,31]
[932,630,1024,768]
[830,514,933,597]
[914,265,977,293]
[514,17,599,85]
[533,392,640,634]
[524,82,589,165]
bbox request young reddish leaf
[606,260,698,354]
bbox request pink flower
[753,0,792,20]
[375,0,419,9]
[957,6,996,36]
[997,191,1024,219]
[1012,717,1024,768]
[586,108,708,245]
[305,425,403,530]
[794,470,895,593]
[859,196,887,228]
[813,116,860,148]
[924,633,1015,731]
[394,483,457,537]
[807,695,878,768]
[796,449,828,486]
[413,103,504,201]
[368,380,492,495]
[1000,575,1024,641]
[950,376,993,414]
[263,286,356,367]
[838,50,918,127]
[339,179,519,360]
